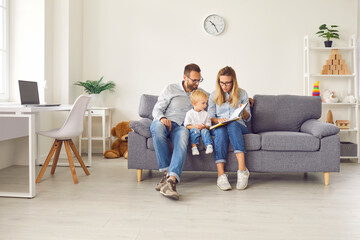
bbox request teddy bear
[104,121,132,159]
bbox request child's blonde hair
[190,89,208,105]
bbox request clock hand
[209,20,219,33]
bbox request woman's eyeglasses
[219,81,233,86]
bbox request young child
[184,89,214,155]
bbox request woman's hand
[238,104,250,120]
[216,118,228,124]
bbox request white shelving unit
[79,107,112,155]
[304,35,359,163]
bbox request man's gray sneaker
[236,168,250,190]
[155,174,167,191]
[160,179,179,200]
[217,174,232,191]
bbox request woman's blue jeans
[189,128,213,147]
[211,121,248,164]
[150,120,189,182]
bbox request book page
[210,102,248,130]
[230,103,248,119]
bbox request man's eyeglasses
[187,76,203,84]
[219,81,233,86]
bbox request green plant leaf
[316,23,340,41]
[319,24,327,30]
[74,76,116,94]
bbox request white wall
[82,0,358,124]
[0,0,45,168]
[9,0,44,102]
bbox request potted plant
[316,24,340,47]
[74,76,116,106]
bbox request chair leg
[64,140,78,184]
[50,141,63,175]
[36,140,60,183]
[69,139,90,175]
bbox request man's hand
[249,98,254,107]
[160,117,172,131]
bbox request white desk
[0,105,92,198]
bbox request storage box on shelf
[304,35,359,162]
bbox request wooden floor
[0,155,360,240]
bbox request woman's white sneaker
[236,168,250,190]
[217,174,232,191]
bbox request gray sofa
[128,94,340,185]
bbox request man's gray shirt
[152,82,206,126]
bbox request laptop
[18,80,60,107]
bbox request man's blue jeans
[189,128,213,147]
[150,120,189,182]
[211,121,248,164]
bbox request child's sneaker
[205,145,213,154]
[236,168,250,190]
[192,147,199,155]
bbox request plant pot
[324,41,333,47]
[89,93,104,107]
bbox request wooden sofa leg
[324,172,330,186]
[137,169,142,182]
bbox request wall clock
[203,14,225,36]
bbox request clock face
[203,14,225,36]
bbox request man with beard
[150,63,206,200]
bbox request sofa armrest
[300,119,340,138]
[129,118,152,138]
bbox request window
[0,0,8,100]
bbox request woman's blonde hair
[190,89,208,105]
[214,66,240,107]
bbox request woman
[208,66,251,191]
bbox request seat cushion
[146,133,261,152]
[260,131,320,151]
[244,133,261,151]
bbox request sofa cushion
[252,95,321,133]
[139,94,158,120]
[130,118,152,138]
[300,119,340,138]
[260,131,320,151]
[244,133,261,151]
[146,133,261,151]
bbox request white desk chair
[36,95,91,184]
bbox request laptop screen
[18,80,40,105]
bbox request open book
[210,102,248,130]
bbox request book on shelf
[210,102,248,130]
